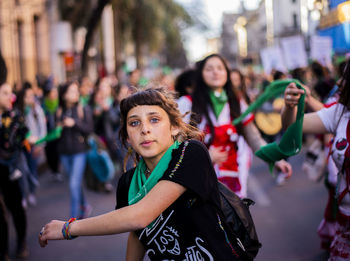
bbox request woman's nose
[140,122,151,134]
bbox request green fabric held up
[128,141,180,206]
[233,79,305,172]
[34,126,63,146]
[209,89,228,119]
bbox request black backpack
[217,181,262,260]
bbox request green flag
[233,79,305,172]
[34,126,63,146]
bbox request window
[33,15,41,74]
[293,13,298,29]
[17,20,25,83]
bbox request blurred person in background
[79,76,94,107]
[41,76,62,181]
[230,68,253,198]
[88,78,120,192]
[310,61,335,103]
[0,52,29,260]
[57,82,93,219]
[113,82,133,175]
[91,78,121,162]
[15,82,47,206]
[178,54,292,197]
[128,69,141,88]
[174,68,196,98]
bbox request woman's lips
[140,140,154,146]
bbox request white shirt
[317,103,350,215]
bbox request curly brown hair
[119,87,203,148]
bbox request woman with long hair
[57,82,93,219]
[39,88,250,260]
[178,54,291,197]
[15,82,47,206]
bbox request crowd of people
[1,49,350,260]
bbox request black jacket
[57,105,93,155]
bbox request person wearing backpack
[39,87,252,260]
[282,59,350,260]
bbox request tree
[80,0,111,76]
[112,0,193,69]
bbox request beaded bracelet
[62,218,78,240]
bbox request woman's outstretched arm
[39,180,186,247]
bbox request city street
[8,149,329,261]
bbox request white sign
[260,46,286,75]
[310,35,333,66]
[280,36,308,70]
[54,22,73,53]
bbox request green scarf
[128,141,180,206]
[209,89,228,119]
[233,79,305,172]
[44,98,59,114]
[79,96,90,107]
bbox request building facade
[318,0,350,53]
[0,0,51,85]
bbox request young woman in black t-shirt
[39,88,248,260]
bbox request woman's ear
[171,126,180,137]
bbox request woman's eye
[150,118,159,123]
[129,120,140,127]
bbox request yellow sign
[319,1,350,29]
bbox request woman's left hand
[38,220,65,248]
[274,159,293,178]
[284,83,305,109]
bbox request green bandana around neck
[79,96,90,107]
[128,141,180,206]
[24,105,31,116]
[209,89,228,119]
[44,98,59,114]
[232,79,305,172]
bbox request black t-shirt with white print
[116,140,246,260]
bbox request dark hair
[191,54,242,145]
[15,81,33,113]
[338,59,350,110]
[58,81,78,110]
[119,87,203,148]
[291,67,306,84]
[338,61,347,79]
[231,68,251,104]
[273,70,286,81]
[174,69,196,97]
[311,61,325,79]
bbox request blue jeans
[60,152,87,218]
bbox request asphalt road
[8,149,329,261]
